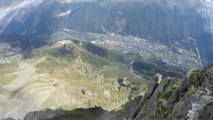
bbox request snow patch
[56,10,72,17]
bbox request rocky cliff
[110,63,213,120]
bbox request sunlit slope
[0,40,146,119]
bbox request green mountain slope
[0,38,148,119]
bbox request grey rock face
[112,64,213,120]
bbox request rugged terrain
[20,63,213,120]
[0,38,144,119]
[0,34,187,119]
[110,63,213,120]
[0,0,212,119]
[0,29,209,120]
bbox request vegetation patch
[0,63,18,85]
[188,70,204,87]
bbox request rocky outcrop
[112,63,213,120]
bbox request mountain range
[0,0,213,119]
[0,0,213,64]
